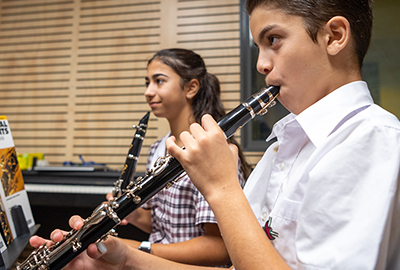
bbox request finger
[50,229,67,242]
[180,129,196,146]
[87,242,105,260]
[166,135,184,157]
[168,135,176,142]
[29,235,49,248]
[106,193,113,201]
[87,237,127,265]
[69,215,84,230]
[201,114,223,135]
[187,122,205,141]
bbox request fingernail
[96,242,107,254]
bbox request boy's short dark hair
[246,0,373,68]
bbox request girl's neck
[168,112,195,148]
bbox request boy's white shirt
[243,81,400,269]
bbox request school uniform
[244,81,400,269]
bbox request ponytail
[192,73,223,123]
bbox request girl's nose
[144,83,155,98]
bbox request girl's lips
[149,102,160,108]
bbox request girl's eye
[156,79,164,85]
[145,81,149,87]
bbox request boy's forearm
[205,182,290,270]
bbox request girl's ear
[185,79,200,100]
[323,16,351,56]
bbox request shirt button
[279,162,287,171]
[262,212,269,221]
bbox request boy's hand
[166,114,240,200]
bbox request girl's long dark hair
[148,48,251,179]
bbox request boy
[31,0,400,269]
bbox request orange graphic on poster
[0,147,24,197]
[0,200,12,245]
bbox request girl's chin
[150,110,163,118]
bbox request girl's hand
[29,215,129,270]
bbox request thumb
[88,237,128,265]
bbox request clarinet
[17,86,279,270]
[112,111,150,198]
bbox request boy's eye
[269,36,278,45]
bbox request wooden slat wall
[72,0,162,171]
[1,0,263,172]
[176,0,241,110]
[0,0,76,165]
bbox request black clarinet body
[112,111,150,197]
[17,86,279,270]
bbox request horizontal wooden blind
[72,0,162,172]
[0,0,76,166]
[177,0,241,110]
[1,0,262,171]
[0,0,162,172]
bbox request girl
[119,48,250,266]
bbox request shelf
[0,224,40,270]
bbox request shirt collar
[267,81,374,147]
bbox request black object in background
[11,205,29,237]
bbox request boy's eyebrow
[258,24,278,43]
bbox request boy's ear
[324,16,351,56]
[185,78,200,100]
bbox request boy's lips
[266,81,280,88]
